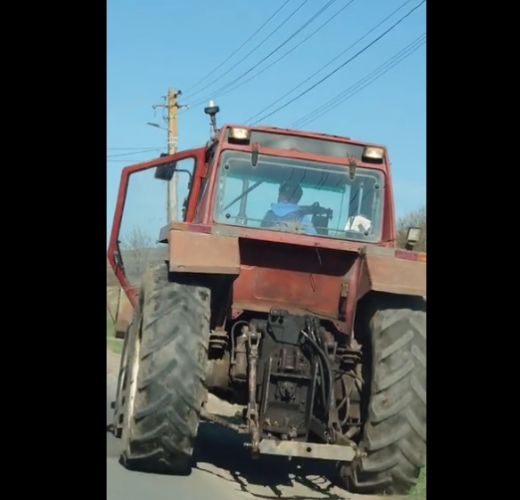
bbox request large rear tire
[341,293,426,495]
[120,262,211,475]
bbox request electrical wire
[107,157,165,164]
[244,0,417,124]
[188,0,358,109]
[107,147,163,151]
[107,160,150,163]
[250,0,425,125]
[106,148,163,158]
[186,0,339,109]
[182,0,292,95]
[183,0,311,100]
[295,35,426,128]
[293,33,426,129]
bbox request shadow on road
[194,417,344,499]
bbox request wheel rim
[114,329,130,409]
[112,325,131,431]
[121,318,141,448]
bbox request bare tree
[396,206,426,252]
[120,226,153,283]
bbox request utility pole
[152,88,182,222]
[166,89,179,223]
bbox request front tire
[120,263,211,475]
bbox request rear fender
[164,222,241,275]
[112,225,239,340]
[358,245,426,298]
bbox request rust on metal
[168,230,240,274]
[342,259,362,337]
[359,252,426,297]
[257,439,357,461]
[232,239,357,321]
[213,223,364,252]
[200,407,248,433]
[246,326,261,453]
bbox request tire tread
[343,294,426,495]
[122,263,211,475]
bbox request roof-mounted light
[228,127,251,143]
[362,146,385,160]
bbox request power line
[190,0,358,109]
[245,0,416,124]
[293,33,426,129]
[188,0,342,109]
[295,35,426,129]
[107,147,163,150]
[107,154,165,164]
[295,34,426,128]
[182,0,292,95]
[183,0,311,101]
[106,148,162,158]
[107,160,142,163]
[187,0,340,109]
[250,0,426,125]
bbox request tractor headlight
[228,127,251,142]
[362,146,385,160]
[406,227,422,244]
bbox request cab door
[107,148,205,307]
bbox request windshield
[213,150,384,242]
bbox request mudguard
[359,246,426,298]
[166,223,241,275]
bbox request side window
[117,165,169,286]
[170,158,195,222]
[117,157,195,285]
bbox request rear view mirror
[154,162,176,181]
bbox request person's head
[278,182,303,204]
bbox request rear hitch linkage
[246,326,261,454]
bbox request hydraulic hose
[300,330,334,415]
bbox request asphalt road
[107,373,246,500]
[106,353,374,500]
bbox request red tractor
[107,102,426,495]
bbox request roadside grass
[408,467,426,499]
[106,321,123,354]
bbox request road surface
[107,350,382,500]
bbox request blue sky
[107,0,426,242]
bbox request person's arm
[301,214,317,234]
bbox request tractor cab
[108,102,397,302]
